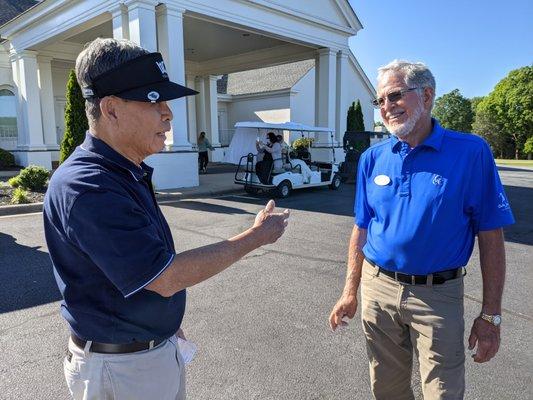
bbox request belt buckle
[411,275,415,285]
[149,340,155,350]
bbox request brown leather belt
[365,258,464,285]
[71,333,166,354]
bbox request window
[0,89,18,139]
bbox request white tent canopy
[234,121,333,132]
[224,121,334,165]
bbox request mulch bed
[0,182,46,206]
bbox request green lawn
[495,159,533,167]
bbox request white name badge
[374,175,391,186]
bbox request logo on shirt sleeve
[497,192,510,210]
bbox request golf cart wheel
[329,174,341,190]
[245,186,259,195]
[277,180,292,198]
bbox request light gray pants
[64,335,186,400]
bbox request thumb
[468,329,477,350]
[265,199,275,214]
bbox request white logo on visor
[374,175,391,186]
[156,61,167,76]
[147,91,160,101]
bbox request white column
[315,48,337,136]
[335,50,349,143]
[37,55,58,148]
[204,75,220,147]
[111,3,130,40]
[14,51,45,149]
[186,74,198,145]
[156,4,190,149]
[10,51,26,147]
[126,0,157,52]
[195,77,206,134]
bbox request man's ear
[99,97,119,124]
[423,87,434,110]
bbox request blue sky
[348,0,532,121]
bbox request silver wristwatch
[480,312,502,326]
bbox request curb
[0,202,44,217]
[0,187,244,217]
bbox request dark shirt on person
[43,132,185,344]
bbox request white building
[0,0,375,189]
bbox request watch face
[493,315,502,326]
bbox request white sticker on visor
[147,91,160,102]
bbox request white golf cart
[225,122,342,198]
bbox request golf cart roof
[234,121,333,133]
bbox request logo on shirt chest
[432,174,444,186]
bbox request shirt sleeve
[66,189,175,297]
[470,140,515,232]
[354,151,373,229]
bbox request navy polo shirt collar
[390,119,444,153]
[80,132,152,181]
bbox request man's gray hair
[377,60,436,104]
[75,38,149,127]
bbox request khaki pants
[64,335,186,400]
[360,260,465,400]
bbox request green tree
[346,100,365,132]
[346,102,355,131]
[474,66,532,159]
[524,136,533,159]
[353,100,365,131]
[432,89,474,132]
[59,70,88,164]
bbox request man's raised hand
[253,199,290,245]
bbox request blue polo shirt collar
[80,132,152,181]
[390,118,444,153]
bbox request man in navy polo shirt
[329,60,514,399]
[43,38,289,400]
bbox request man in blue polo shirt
[329,60,514,399]
[43,38,289,400]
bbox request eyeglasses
[372,87,419,108]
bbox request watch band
[480,312,502,326]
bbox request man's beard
[385,101,424,138]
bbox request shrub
[11,187,29,204]
[8,176,21,188]
[292,137,314,150]
[0,148,15,167]
[17,165,50,191]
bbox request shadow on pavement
[0,232,60,313]
[164,200,256,215]
[219,184,356,217]
[503,185,533,246]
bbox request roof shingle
[0,0,39,28]
[218,59,315,95]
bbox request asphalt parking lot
[0,166,531,399]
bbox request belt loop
[426,274,433,287]
[83,340,92,357]
[149,340,155,350]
